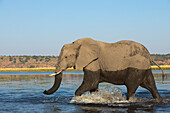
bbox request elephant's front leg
[75,69,100,96]
[125,68,145,101]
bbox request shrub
[30,65,35,68]
[9,56,13,61]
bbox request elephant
[43,38,165,101]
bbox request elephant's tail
[151,59,166,81]
[142,45,166,80]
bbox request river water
[0,73,169,113]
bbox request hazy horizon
[0,0,170,56]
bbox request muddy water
[0,74,169,113]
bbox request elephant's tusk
[49,71,62,76]
[49,73,57,76]
[56,71,61,75]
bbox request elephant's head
[43,38,100,95]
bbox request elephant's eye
[65,56,68,59]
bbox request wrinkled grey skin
[44,38,164,101]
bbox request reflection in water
[0,73,169,113]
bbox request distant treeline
[151,54,170,60]
[0,54,170,68]
[6,55,58,62]
[0,55,58,68]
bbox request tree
[32,56,38,59]
[45,57,50,62]
[13,58,16,63]
[9,56,13,61]
[159,63,164,65]
[25,56,30,62]
[19,57,23,62]
[30,65,35,68]
[41,56,44,58]
[154,58,158,61]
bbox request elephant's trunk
[43,72,62,95]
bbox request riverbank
[0,65,170,72]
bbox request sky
[0,0,170,56]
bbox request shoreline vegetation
[0,65,170,72]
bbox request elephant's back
[99,40,151,71]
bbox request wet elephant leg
[75,70,100,96]
[125,68,145,100]
[140,69,162,101]
[75,82,99,96]
[126,84,139,100]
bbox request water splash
[70,86,129,104]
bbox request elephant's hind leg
[140,69,162,101]
[75,70,100,96]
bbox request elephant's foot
[75,90,82,96]
[155,96,163,102]
[90,88,98,93]
[126,83,139,102]
[128,96,137,102]
[126,93,136,101]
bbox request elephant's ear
[75,44,99,69]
